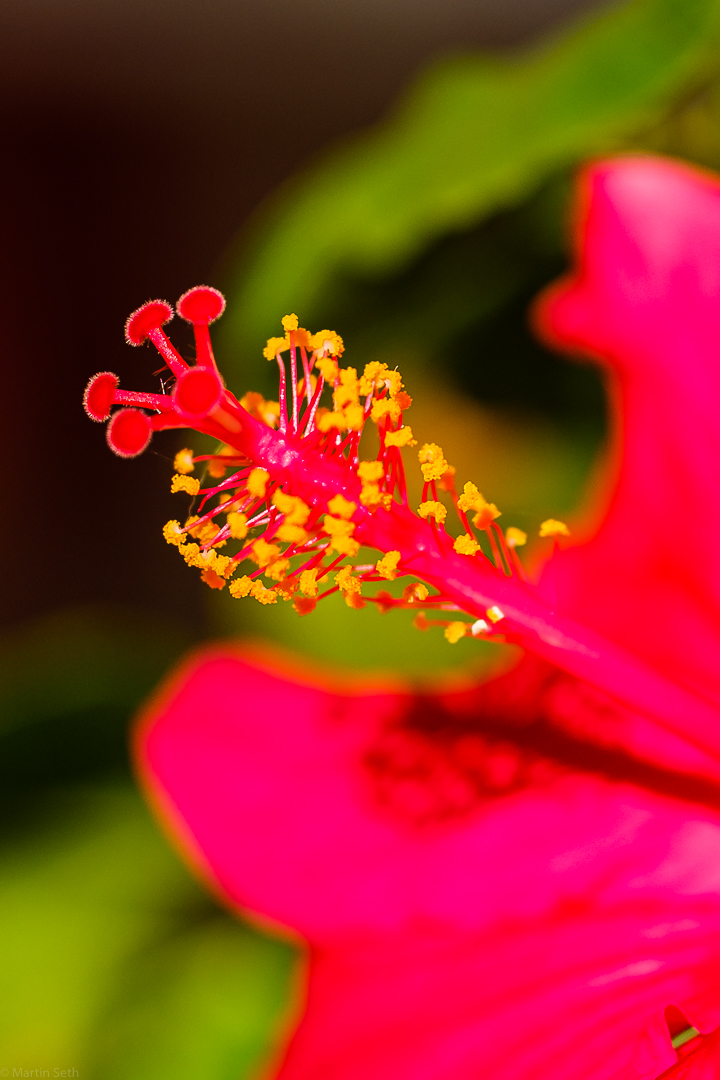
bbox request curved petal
[138,648,720,1078]
[536,155,720,709]
[655,1028,720,1078]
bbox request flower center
[82,286,720,781]
[85,287,557,636]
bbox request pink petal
[654,1027,720,1078]
[138,648,720,1079]
[537,156,720,710]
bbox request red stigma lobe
[176,286,226,374]
[124,300,174,345]
[176,286,226,325]
[107,408,153,458]
[172,367,224,420]
[83,371,119,421]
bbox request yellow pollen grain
[454,534,480,556]
[227,511,248,540]
[360,483,392,512]
[310,330,344,357]
[240,390,264,415]
[213,554,234,578]
[193,549,218,571]
[473,504,501,529]
[299,568,319,597]
[317,411,347,433]
[506,526,527,548]
[251,538,281,568]
[273,489,311,526]
[178,542,200,565]
[444,622,468,645]
[328,535,361,557]
[263,335,289,360]
[457,482,497,516]
[247,468,270,499]
[336,566,361,594]
[328,494,357,520]
[358,361,387,395]
[163,520,185,546]
[276,523,309,544]
[322,515,355,538]
[262,401,281,427]
[384,369,403,397]
[344,403,365,431]
[402,582,429,603]
[207,459,228,479]
[486,605,505,623]
[358,460,384,483]
[376,551,401,580]
[264,557,290,582]
[171,474,200,496]
[418,443,448,483]
[539,519,570,538]
[282,313,299,332]
[193,521,220,545]
[334,367,359,405]
[418,501,447,525]
[251,581,278,605]
[385,426,417,448]
[315,356,339,382]
[240,392,280,430]
[229,576,253,599]
[173,448,195,474]
[370,398,401,425]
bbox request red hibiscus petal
[655,1027,720,1078]
[138,648,720,1079]
[536,156,720,710]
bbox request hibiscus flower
[87,154,720,1078]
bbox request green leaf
[223,0,720,355]
[0,606,195,789]
[0,785,293,1079]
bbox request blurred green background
[4,0,720,1073]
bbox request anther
[106,408,153,458]
[539,519,570,538]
